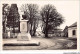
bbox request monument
[17,14,31,41]
[16,13,40,46]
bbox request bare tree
[20,4,39,36]
[40,4,64,38]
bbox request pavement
[3,37,77,50]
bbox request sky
[3,0,79,30]
[17,0,79,30]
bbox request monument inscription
[20,20,28,32]
[17,19,31,41]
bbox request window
[72,30,76,35]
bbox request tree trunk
[30,23,33,36]
[13,17,15,33]
[45,19,48,37]
[18,21,20,32]
[13,26,15,33]
[3,21,5,33]
[3,21,7,33]
[45,11,49,38]
[32,24,36,36]
[45,22,48,38]
[33,29,36,36]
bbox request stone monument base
[17,32,31,41]
[4,42,40,46]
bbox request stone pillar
[20,20,28,33]
[17,20,31,41]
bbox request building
[63,22,77,38]
[48,28,64,37]
[68,22,77,38]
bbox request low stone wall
[3,33,18,38]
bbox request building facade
[68,22,77,38]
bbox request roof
[68,22,77,28]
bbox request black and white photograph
[2,0,79,50]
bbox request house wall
[68,27,77,38]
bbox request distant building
[48,28,64,37]
[63,22,77,38]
